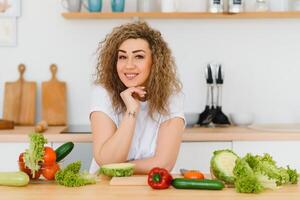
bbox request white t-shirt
[89,85,185,173]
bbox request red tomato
[42,163,60,180]
[19,152,24,162]
[43,147,56,165]
[18,152,42,179]
[30,169,42,180]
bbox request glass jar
[208,0,224,13]
[228,0,244,13]
[290,0,300,11]
[137,0,152,12]
[255,0,269,12]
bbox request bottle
[290,0,300,11]
[208,0,224,13]
[255,0,269,12]
[228,0,244,13]
[137,0,152,12]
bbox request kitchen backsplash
[0,0,300,124]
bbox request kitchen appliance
[60,124,91,134]
[42,64,67,126]
[3,64,36,125]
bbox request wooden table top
[1,124,300,143]
[0,177,299,200]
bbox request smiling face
[116,38,152,88]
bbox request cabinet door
[232,141,300,171]
[0,143,29,171]
[172,142,232,174]
[52,143,93,171]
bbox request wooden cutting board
[42,64,67,125]
[110,175,183,186]
[2,64,36,125]
[110,175,148,186]
[0,119,14,129]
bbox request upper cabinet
[61,11,300,19]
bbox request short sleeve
[89,85,118,125]
[160,91,186,126]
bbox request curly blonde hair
[95,21,182,118]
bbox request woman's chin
[124,82,141,88]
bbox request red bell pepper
[147,167,173,189]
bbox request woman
[89,22,185,174]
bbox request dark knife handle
[216,64,223,84]
[206,64,213,84]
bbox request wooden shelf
[62,11,300,19]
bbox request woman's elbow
[155,159,176,172]
[163,164,174,172]
[93,153,112,166]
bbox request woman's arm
[91,111,137,165]
[91,86,146,166]
[129,117,185,174]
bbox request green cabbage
[210,149,239,184]
[99,163,135,177]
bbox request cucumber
[0,172,29,186]
[172,178,224,190]
[100,163,135,177]
[55,142,74,162]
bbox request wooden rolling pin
[34,120,48,133]
[0,119,14,130]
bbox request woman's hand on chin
[120,86,147,112]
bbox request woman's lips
[125,73,138,80]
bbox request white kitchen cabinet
[52,142,93,171]
[0,143,29,171]
[172,142,232,174]
[232,141,300,171]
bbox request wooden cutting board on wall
[2,64,36,125]
[42,64,67,125]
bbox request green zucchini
[172,178,224,190]
[55,142,74,162]
[0,172,29,186]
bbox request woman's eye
[118,55,127,60]
[135,55,144,59]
